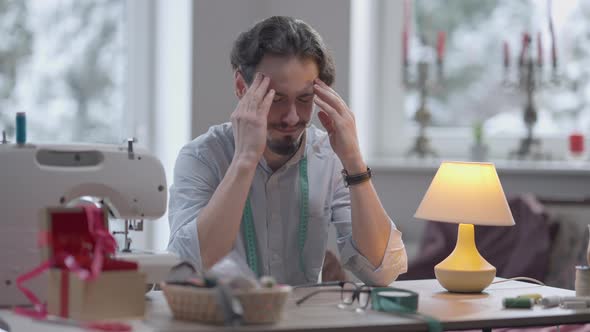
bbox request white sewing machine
[0,141,179,306]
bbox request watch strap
[342,167,372,187]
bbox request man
[168,16,407,286]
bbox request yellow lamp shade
[414,161,514,226]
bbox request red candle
[519,32,530,66]
[403,29,409,64]
[402,0,410,64]
[551,38,557,69]
[436,31,446,62]
[537,32,543,66]
[550,25,557,69]
[503,41,510,68]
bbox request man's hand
[231,73,275,168]
[313,79,365,173]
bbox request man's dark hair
[230,16,335,86]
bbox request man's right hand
[230,72,275,168]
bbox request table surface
[2,279,589,332]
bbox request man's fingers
[259,88,275,116]
[313,83,347,116]
[315,79,347,108]
[253,75,271,103]
[318,110,335,134]
[314,95,341,122]
[244,72,263,98]
[243,73,267,112]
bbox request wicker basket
[161,283,292,325]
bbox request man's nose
[282,103,300,126]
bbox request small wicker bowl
[161,283,292,325]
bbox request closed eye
[298,95,314,103]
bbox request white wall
[191,0,350,138]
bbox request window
[355,0,590,160]
[0,0,126,144]
[408,0,590,137]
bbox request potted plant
[470,121,489,161]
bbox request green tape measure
[371,287,442,332]
[242,157,309,278]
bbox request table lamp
[414,161,515,293]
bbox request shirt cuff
[167,220,203,272]
[340,220,408,286]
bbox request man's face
[256,55,319,156]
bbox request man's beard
[267,129,305,156]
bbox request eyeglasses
[296,283,442,332]
[294,281,372,313]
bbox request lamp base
[435,266,496,293]
[434,223,497,293]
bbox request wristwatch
[341,167,372,187]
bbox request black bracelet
[341,167,372,187]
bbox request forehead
[257,55,319,95]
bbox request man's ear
[234,70,247,99]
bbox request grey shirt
[167,123,407,285]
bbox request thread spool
[541,296,560,308]
[562,300,587,310]
[16,112,26,145]
[503,297,533,309]
[575,265,590,297]
[517,293,543,304]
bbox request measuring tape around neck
[242,157,309,277]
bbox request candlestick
[548,0,557,69]
[551,40,557,69]
[503,41,510,68]
[537,32,543,67]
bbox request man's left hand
[313,79,366,173]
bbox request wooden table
[2,279,590,331]
[404,278,589,331]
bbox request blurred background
[1,0,589,276]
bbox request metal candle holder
[404,58,444,158]
[503,36,573,160]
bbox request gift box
[42,206,145,321]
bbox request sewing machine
[0,141,179,306]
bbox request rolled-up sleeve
[331,173,408,286]
[167,146,218,271]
